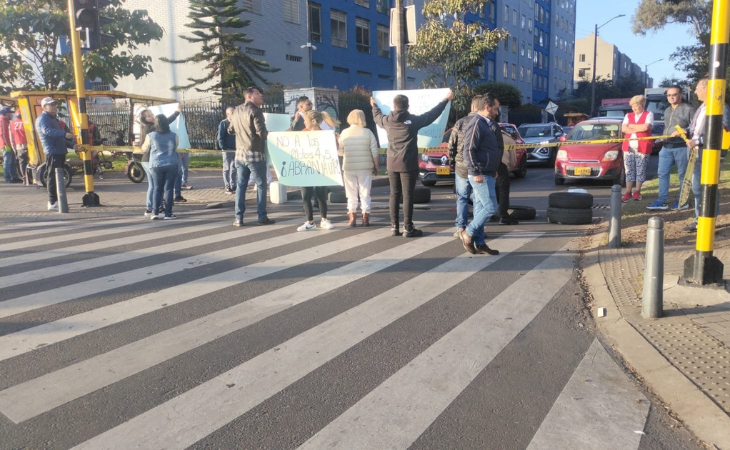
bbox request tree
[161,0,279,99]
[0,0,163,91]
[471,82,522,110]
[406,0,508,108]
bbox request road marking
[0,215,358,319]
[526,339,649,450]
[71,231,540,450]
[0,224,438,422]
[298,242,574,450]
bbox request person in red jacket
[9,110,29,184]
[621,95,654,202]
[1,106,21,183]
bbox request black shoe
[403,226,423,238]
[174,195,187,203]
[684,223,697,233]
[489,215,499,222]
[258,217,276,225]
[391,224,401,236]
[476,243,500,255]
[499,216,519,225]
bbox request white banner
[148,103,191,149]
[267,130,343,187]
[372,88,451,149]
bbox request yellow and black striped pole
[683,0,729,285]
[67,0,100,207]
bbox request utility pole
[590,24,598,116]
[394,0,406,90]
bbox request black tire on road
[554,175,565,185]
[548,191,593,209]
[38,162,72,188]
[508,205,536,221]
[421,180,436,187]
[412,186,431,204]
[513,156,527,178]
[328,190,347,204]
[127,161,145,183]
[547,207,593,225]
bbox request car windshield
[567,123,620,141]
[518,126,551,138]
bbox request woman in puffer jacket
[338,109,379,227]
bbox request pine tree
[161,0,279,99]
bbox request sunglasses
[666,93,679,97]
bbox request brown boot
[348,213,357,227]
[362,212,370,227]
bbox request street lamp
[590,14,626,116]
[300,42,317,88]
[644,58,663,88]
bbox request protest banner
[148,103,191,149]
[372,88,451,149]
[263,113,292,132]
[267,130,343,187]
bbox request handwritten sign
[372,88,451,149]
[263,113,292,132]
[148,103,191,149]
[267,130,343,187]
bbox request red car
[554,118,625,186]
[418,123,528,186]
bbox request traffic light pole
[394,0,406,90]
[682,0,729,286]
[67,0,100,206]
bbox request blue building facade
[532,0,551,104]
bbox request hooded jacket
[372,99,448,172]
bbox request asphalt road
[0,162,702,449]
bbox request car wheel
[514,156,527,178]
[547,207,593,225]
[421,180,436,187]
[554,175,565,185]
[615,167,626,188]
[126,161,145,183]
[548,192,594,209]
[412,186,431,204]
[509,205,536,221]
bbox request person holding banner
[217,107,237,194]
[230,87,275,227]
[371,89,453,237]
[297,110,335,231]
[142,115,180,220]
[291,96,311,131]
[620,95,653,203]
[338,109,379,227]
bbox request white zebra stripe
[71,231,540,450]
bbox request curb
[582,231,730,449]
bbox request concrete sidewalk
[584,229,730,448]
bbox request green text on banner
[268,130,343,187]
[372,88,451,149]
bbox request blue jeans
[466,175,497,246]
[150,164,178,217]
[222,151,236,189]
[455,174,472,229]
[174,152,190,195]
[3,151,16,182]
[657,146,688,203]
[692,148,720,222]
[235,160,268,221]
[141,162,153,210]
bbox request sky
[575,0,695,85]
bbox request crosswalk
[0,210,652,449]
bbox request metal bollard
[55,168,69,213]
[608,184,622,248]
[642,216,664,319]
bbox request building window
[504,38,508,51]
[331,10,347,48]
[520,40,525,56]
[356,17,370,53]
[512,8,517,25]
[578,68,586,77]
[477,63,485,79]
[504,5,509,22]
[512,37,517,53]
[488,1,495,21]
[357,70,372,77]
[312,62,324,69]
[511,64,516,80]
[555,35,558,48]
[286,54,302,62]
[377,24,390,57]
[309,3,322,43]
[528,18,533,33]
[520,66,524,81]
[487,59,495,81]
[355,0,369,7]
[534,3,539,21]
[376,0,388,14]
[242,0,262,14]
[503,61,508,78]
[283,0,299,23]
[480,3,486,19]
[527,68,531,80]
[579,53,585,62]
[333,66,349,73]
[527,44,532,59]
[245,47,265,56]
[521,14,525,29]
[378,74,391,80]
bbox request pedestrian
[9,109,29,185]
[459,93,500,256]
[489,97,518,225]
[141,114,180,220]
[684,77,730,232]
[138,106,181,216]
[449,98,478,238]
[229,86,276,227]
[35,97,78,210]
[620,95,653,203]
[371,89,453,237]
[647,85,695,211]
[217,106,237,194]
[297,110,335,231]
[1,106,20,183]
[291,96,311,131]
[338,109,379,227]
[173,106,193,199]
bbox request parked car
[418,124,528,186]
[651,122,665,155]
[517,122,564,165]
[554,118,625,186]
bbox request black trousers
[46,154,66,204]
[495,162,510,219]
[301,186,328,222]
[388,170,418,228]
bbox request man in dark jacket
[217,107,237,193]
[35,97,77,210]
[488,99,518,225]
[460,94,500,256]
[448,99,477,237]
[371,89,453,237]
[291,96,311,131]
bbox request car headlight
[602,150,619,161]
[536,147,551,155]
[421,153,429,162]
[556,150,568,161]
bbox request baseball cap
[0,106,13,114]
[41,97,58,108]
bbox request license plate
[436,167,450,175]
[574,166,591,176]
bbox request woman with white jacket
[338,109,379,227]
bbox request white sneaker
[297,221,316,231]
[163,214,177,220]
[144,210,152,218]
[47,202,58,211]
[320,218,334,230]
[150,214,160,220]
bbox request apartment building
[549,0,576,99]
[573,33,654,88]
